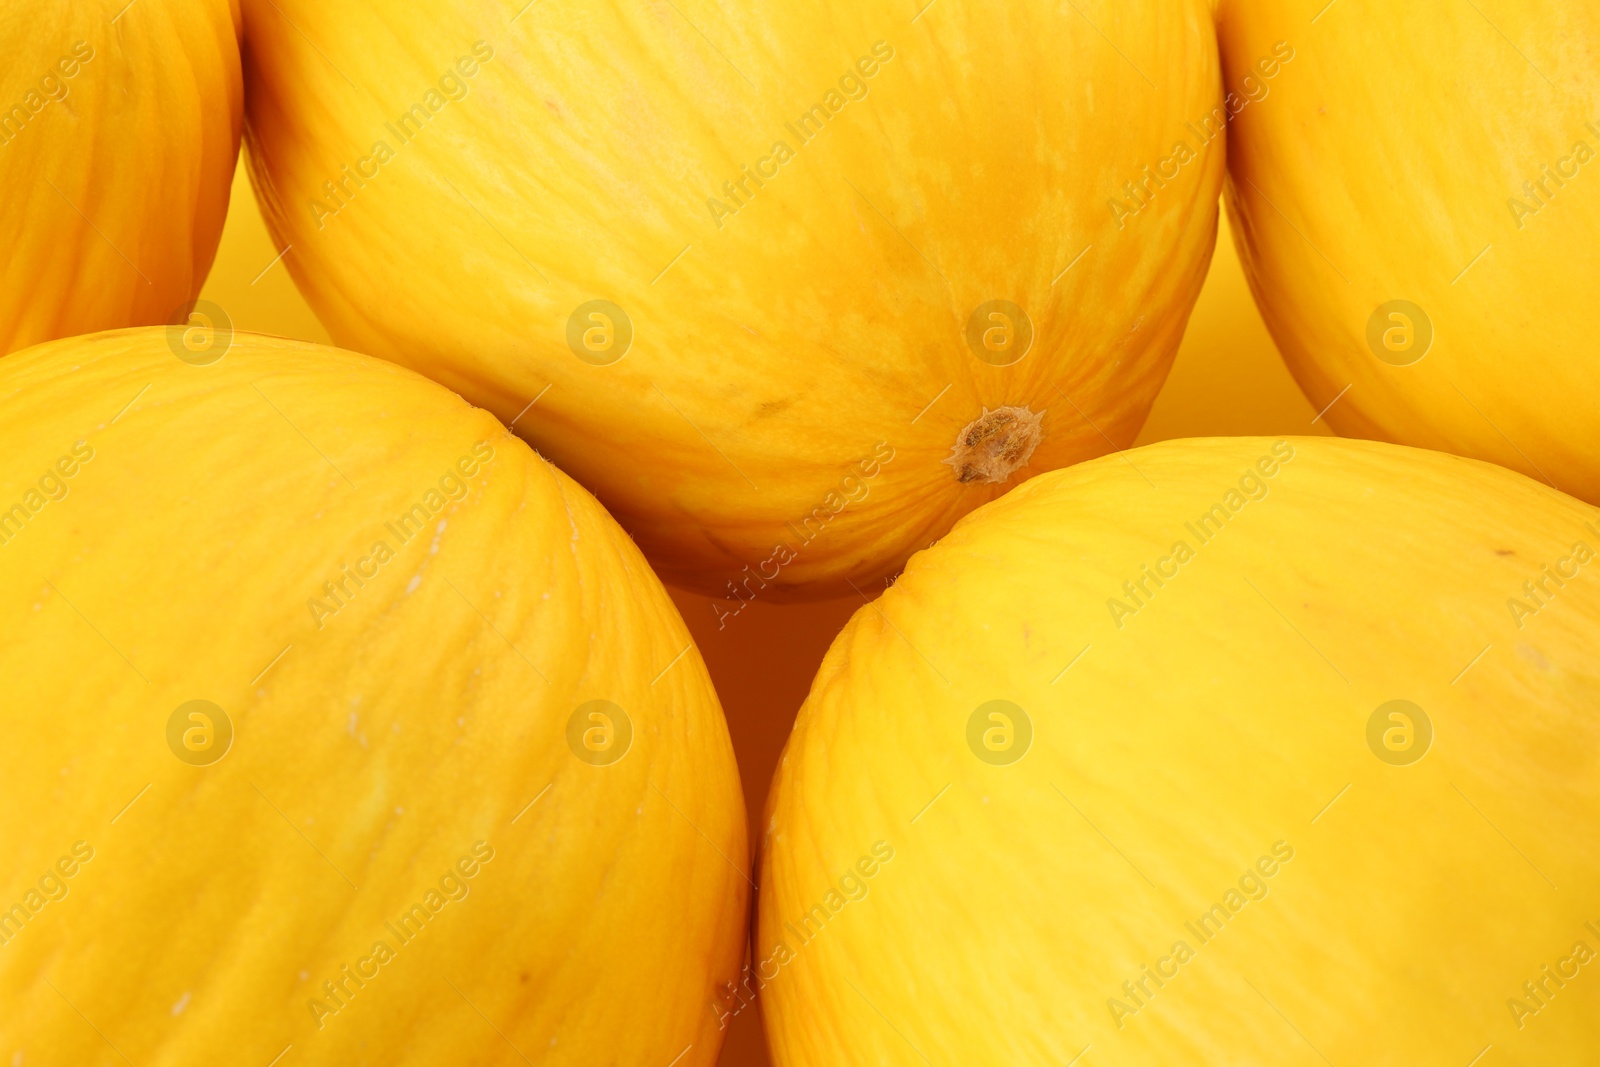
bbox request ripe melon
[0,329,746,1066]
[759,436,1600,1065]
[240,0,1224,598]
[0,3,241,354]
[1219,0,1600,503]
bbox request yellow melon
[239,0,1224,599]
[0,2,242,355]
[1219,0,1600,503]
[0,329,746,1065]
[759,436,1600,1065]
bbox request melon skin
[1218,0,1600,504]
[759,436,1600,1066]
[0,1,242,355]
[240,0,1225,598]
[0,329,746,1066]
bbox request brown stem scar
[943,405,1044,484]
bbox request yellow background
[200,159,1331,1067]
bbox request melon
[1219,0,1600,503]
[0,2,241,354]
[760,436,1600,1065]
[240,0,1224,598]
[0,329,746,1066]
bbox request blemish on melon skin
[1518,644,1553,671]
